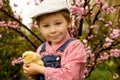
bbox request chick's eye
[23,55,26,58]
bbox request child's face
[38,13,71,45]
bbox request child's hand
[23,63,44,76]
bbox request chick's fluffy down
[22,51,44,66]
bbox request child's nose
[50,27,56,33]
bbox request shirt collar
[45,33,71,51]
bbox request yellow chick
[22,51,44,66]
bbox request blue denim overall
[36,38,75,80]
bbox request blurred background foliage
[83,0,120,80]
[0,1,43,79]
[0,0,120,80]
[0,26,42,80]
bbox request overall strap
[40,43,46,52]
[40,38,76,52]
[58,38,75,52]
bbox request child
[23,0,86,80]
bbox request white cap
[29,0,70,18]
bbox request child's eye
[55,22,62,25]
[42,25,49,28]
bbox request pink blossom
[110,29,120,39]
[110,7,116,13]
[90,25,97,29]
[68,25,75,36]
[103,43,112,48]
[12,60,17,66]
[69,26,75,33]
[0,34,2,38]
[85,46,92,54]
[102,4,116,14]
[108,21,112,25]
[105,23,110,27]
[86,50,92,55]
[110,49,120,57]
[87,35,93,40]
[0,0,3,8]
[96,0,103,6]
[20,36,25,40]
[90,54,95,58]
[12,57,23,66]
[98,17,104,21]
[113,73,119,79]
[70,6,78,15]
[88,62,95,67]
[76,0,80,5]
[91,13,96,17]
[84,68,89,76]
[70,6,85,15]
[77,1,85,7]
[106,7,111,14]
[83,39,88,44]
[14,15,20,20]
[105,21,112,27]
[97,58,101,62]
[102,3,109,11]
[7,21,19,29]
[68,25,76,38]
[100,52,109,60]
[14,3,18,7]
[0,21,7,26]
[31,22,39,28]
[79,7,85,15]
[105,37,113,43]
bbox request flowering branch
[86,40,120,78]
[69,0,120,79]
[0,8,44,43]
[0,21,38,49]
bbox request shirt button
[48,77,50,80]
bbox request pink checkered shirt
[37,34,86,80]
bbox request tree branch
[8,27,37,49]
[0,8,44,43]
